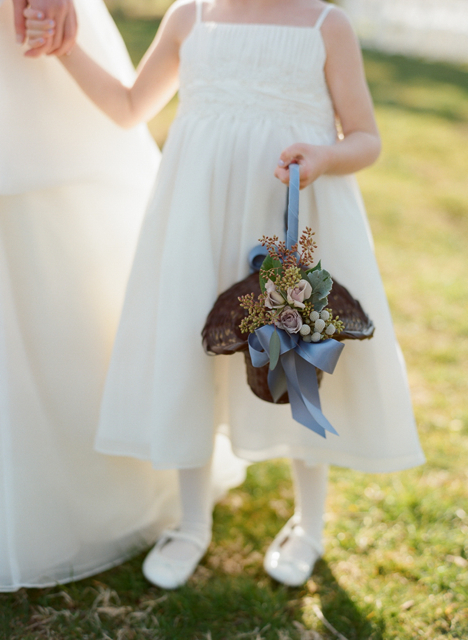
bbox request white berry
[311,332,321,342]
[320,310,330,321]
[314,319,326,333]
[309,311,320,322]
[302,334,312,343]
[325,324,336,336]
[300,324,311,336]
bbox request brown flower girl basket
[202,164,375,405]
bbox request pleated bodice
[178,21,336,143]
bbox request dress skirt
[96,106,425,474]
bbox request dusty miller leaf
[306,260,322,274]
[306,269,333,312]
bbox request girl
[25,0,425,589]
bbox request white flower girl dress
[96,3,425,473]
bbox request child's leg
[264,460,328,586]
[289,460,328,555]
[142,459,213,588]
[159,462,213,561]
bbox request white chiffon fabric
[96,6,425,473]
[0,0,245,591]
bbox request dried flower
[298,227,317,268]
[264,279,285,309]
[287,280,312,309]
[277,307,303,334]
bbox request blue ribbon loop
[248,325,345,438]
[248,244,269,272]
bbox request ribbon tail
[295,353,339,436]
[281,351,338,438]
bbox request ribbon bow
[248,325,344,438]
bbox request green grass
[2,18,468,640]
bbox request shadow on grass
[0,554,386,640]
[313,559,386,640]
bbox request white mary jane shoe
[264,516,322,587]
[142,529,210,590]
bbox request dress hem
[0,543,154,593]
[95,437,426,474]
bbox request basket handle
[286,163,300,250]
[249,162,300,271]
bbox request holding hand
[275,143,332,189]
[14,0,77,57]
[23,7,56,53]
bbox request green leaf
[306,268,333,312]
[313,296,329,313]
[307,269,333,297]
[269,329,281,371]
[306,260,322,274]
[259,255,283,293]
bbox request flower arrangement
[239,228,344,351]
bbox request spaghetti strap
[314,4,333,30]
[195,0,203,24]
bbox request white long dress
[0,0,245,591]
[96,4,425,474]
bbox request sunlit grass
[1,17,468,640]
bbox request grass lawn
[1,15,467,640]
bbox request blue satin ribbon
[248,244,269,272]
[248,325,345,438]
[286,163,300,251]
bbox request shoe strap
[157,528,209,552]
[290,525,323,556]
[279,519,323,557]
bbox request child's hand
[275,143,332,189]
[23,7,56,52]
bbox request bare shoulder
[321,5,357,41]
[159,0,198,45]
[320,5,360,55]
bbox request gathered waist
[177,83,336,138]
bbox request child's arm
[24,1,195,128]
[275,8,381,189]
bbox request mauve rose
[264,279,285,309]
[286,279,312,309]
[277,306,303,334]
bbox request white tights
[161,458,328,564]
[285,460,328,564]
[159,460,213,562]
[291,460,328,546]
